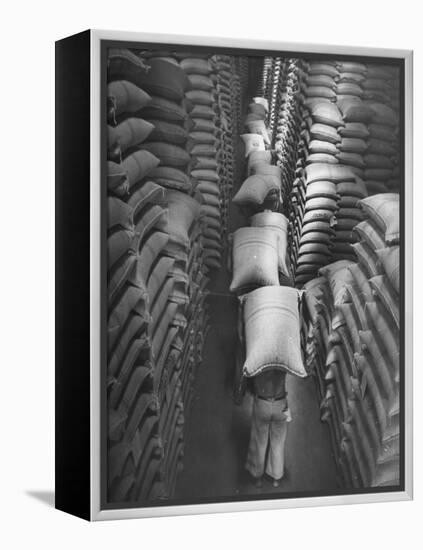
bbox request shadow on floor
[26,490,55,508]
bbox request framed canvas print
[55,29,413,521]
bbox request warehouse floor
[175,249,340,501]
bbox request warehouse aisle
[175,248,339,501]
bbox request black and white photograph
[103,42,405,509]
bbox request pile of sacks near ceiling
[302,193,400,488]
[287,59,400,287]
[229,97,307,387]
[106,48,245,502]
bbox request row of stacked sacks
[302,59,401,195]
[229,97,307,399]
[273,59,309,205]
[106,48,242,502]
[302,194,400,488]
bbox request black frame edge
[55,29,91,521]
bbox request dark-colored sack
[139,142,191,168]
[139,96,188,124]
[188,74,214,91]
[338,138,368,154]
[132,58,191,102]
[185,89,215,106]
[145,119,189,145]
[180,57,213,75]
[338,98,374,123]
[339,122,370,139]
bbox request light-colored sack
[376,247,400,293]
[245,119,271,144]
[253,96,269,112]
[250,211,290,277]
[242,286,307,378]
[232,174,280,206]
[230,227,280,292]
[241,134,266,157]
[359,193,399,245]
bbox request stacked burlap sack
[302,193,400,488]
[287,59,400,287]
[106,48,245,502]
[273,59,308,204]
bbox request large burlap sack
[306,153,339,165]
[369,275,399,328]
[230,228,280,292]
[367,102,398,126]
[249,163,282,183]
[248,102,267,118]
[306,180,338,199]
[364,154,394,169]
[359,194,399,244]
[232,175,280,206]
[191,169,219,182]
[180,57,213,74]
[148,166,193,192]
[367,138,397,156]
[108,118,154,157]
[308,63,339,78]
[131,58,191,102]
[368,123,396,142]
[309,123,340,144]
[165,190,201,249]
[242,286,307,378]
[145,119,189,145]
[241,134,266,157]
[108,80,152,120]
[307,74,337,88]
[139,142,191,168]
[121,150,160,188]
[247,150,273,172]
[309,102,344,127]
[188,74,214,91]
[365,301,399,379]
[336,82,363,97]
[190,104,216,120]
[306,163,356,184]
[306,86,337,100]
[140,95,188,124]
[245,119,271,144]
[337,178,367,198]
[319,260,355,305]
[107,161,130,196]
[186,89,215,106]
[339,122,370,139]
[338,98,375,123]
[376,247,400,293]
[250,212,290,277]
[338,138,368,154]
[336,152,366,169]
[308,140,340,156]
[336,61,367,74]
[252,97,269,112]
